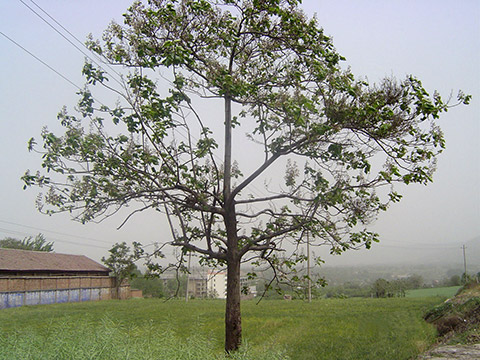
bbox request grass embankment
[424,282,480,345]
[0,297,442,360]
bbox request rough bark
[225,248,241,352]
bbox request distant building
[174,267,258,300]
[207,270,227,299]
[205,270,257,299]
[0,248,130,309]
[187,275,208,298]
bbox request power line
[20,0,125,88]
[0,227,110,250]
[0,30,82,91]
[0,228,31,238]
[1,29,112,109]
[0,219,167,252]
[0,219,112,245]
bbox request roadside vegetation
[0,297,441,360]
[424,281,480,345]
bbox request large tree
[22,0,469,352]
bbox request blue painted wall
[0,287,112,309]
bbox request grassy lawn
[406,286,461,299]
[0,297,442,360]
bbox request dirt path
[419,344,480,359]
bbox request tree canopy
[22,0,469,352]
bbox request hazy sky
[0,0,478,267]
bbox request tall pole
[307,232,311,303]
[462,244,467,283]
[185,252,191,302]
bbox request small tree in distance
[102,242,139,299]
[0,233,54,252]
[22,0,470,352]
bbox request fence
[0,276,130,309]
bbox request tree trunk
[225,252,241,352]
[224,200,242,352]
[223,90,241,352]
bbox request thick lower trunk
[225,254,241,352]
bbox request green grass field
[405,286,461,298]
[0,297,443,360]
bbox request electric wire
[19,0,125,88]
[0,227,110,250]
[0,220,161,252]
[0,29,114,111]
[0,30,82,91]
[0,219,112,245]
[28,0,125,82]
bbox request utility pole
[462,244,467,283]
[185,252,192,302]
[307,232,311,303]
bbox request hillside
[317,263,479,287]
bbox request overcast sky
[0,0,478,268]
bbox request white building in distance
[207,270,227,299]
[183,268,257,299]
